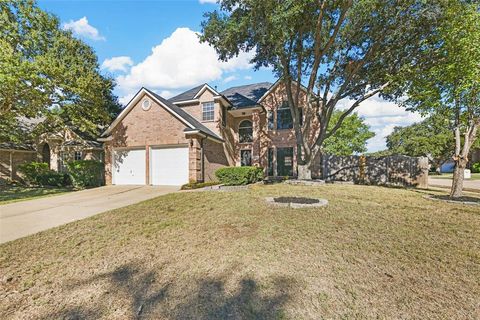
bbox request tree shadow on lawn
[41,262,292,319]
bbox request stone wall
[321,154,429,188]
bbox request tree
[397,1,480,197]
[0,0,121,142]
[201,0,443,179]
[385,115,454,169]
[323,111,374,156]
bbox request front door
[277,147,293,176]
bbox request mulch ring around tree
[423,194,480,206]
[265,196,328,208]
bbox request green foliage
[18,162,70,187]
[67,160,104,188]
[180,181,220,190]
[323,111,374,156]
[472,163,480,174]
[386,115,454,164]
[215,167,264,186]
[0,0,121,143]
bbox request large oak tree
[0,0,121,143]
[201,0,444,179]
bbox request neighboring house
[101,80,320,186]
[0,126,103,184]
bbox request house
[101,80,321,186]
[0,124,103,184]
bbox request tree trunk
[450,158,467,198]
[297,164,312,180]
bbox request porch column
[188,137,203,182]
[252,110,261,166]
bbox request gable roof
[221,82,272,109]
[102,88,223,142]
[169,83,220,104]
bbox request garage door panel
[113,149,146,185]
[151,147,189,186]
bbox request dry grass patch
[0,184,479,319]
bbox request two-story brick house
[101,80,316,185]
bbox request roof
[221,82,272,109]
[168,84,206,103]
[0,142,35,151]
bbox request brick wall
[0,150,37,184]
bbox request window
[202,102,215,121]
[277,101,293,129]
[267,111,274,130]
[240,150,252,166]
[74,151,82,161]
[238,120,253,143]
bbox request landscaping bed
[1,184,479,319]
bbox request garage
[112,149,146,185]
[150,146,189,186]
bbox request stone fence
[321,154,429,188]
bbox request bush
[67,160,104,188]
[18,162,70,187]
[181,181,220,190]
[215,166,264,186]
[472,162,480,173]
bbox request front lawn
[0,185,73,204]
[0,184,478,319]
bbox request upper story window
[277,101,293,130]
[239,120,253,143]
[267,111,274,130]
[202,101,215,121]
[74,151,83,161]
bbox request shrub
[215,166,264,186]
[181,181,220,190]
[472,162,480,173]
[17,162,70,187]
[67,160,104,188]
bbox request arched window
[42,143,51,169]
[239,120,253,143]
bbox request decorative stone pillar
[252,110,261,166]
[188,137,203,182]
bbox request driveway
[0,185,178,244]
[429,178,480,192]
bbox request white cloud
[336,95,424,152]
[223,75,237,83]
[62,17,105,41]
[199,0,217,3]
[101,56,133,72]
[116,27,254,101]
[244,75,253,80]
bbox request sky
[38,0,423,152]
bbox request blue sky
[38,0,422,152]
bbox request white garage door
[112,149,146,185]
[150,147,189,186]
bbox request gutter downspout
[200,138,205,183]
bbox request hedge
[215,166,264,186]
[472,162,480,173]
[17,162,70,187]
[67,160,104,188]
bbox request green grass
[0,185,73,204]
[0,184,479,319]
[429,172,480,180]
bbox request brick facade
[0,150,37,184]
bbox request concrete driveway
[0,185,178,244]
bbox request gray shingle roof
[0,142,35,151]
[221,82,272,109]
[144,88,223,142]
[168,84,206,103]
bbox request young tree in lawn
[398,1,480,197]
[201,0,442,179]
[0,0,121,142]
[323,111,374,156]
